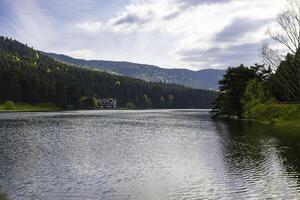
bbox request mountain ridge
[42,52,226,90]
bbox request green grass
[0,102,61,112]
[248,103,300,126]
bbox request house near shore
[97,98,117,108]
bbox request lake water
[0,110,299,199]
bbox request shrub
[3,101,16,110]
[242,79,275,118]
[250,103,300,124]
[79,96,98,109]
[126,102,136,109]
[115,81,121,86]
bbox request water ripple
[0,110,299,199]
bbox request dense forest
[43,52,225,90]
[0,36,216,109]
[211,60,300,123]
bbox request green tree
[3,100,16,110]
[262,0,300,100]
[79,96,98,109]
[211,64,266,119]
[143,94,152,108]
[268,50,300,101]
[126,102,136,109]
[168,94,174,108]
[55,81,68,108]
[242,79,275,118]
[160,96,165,108]
[115,81,121,87]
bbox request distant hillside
[0,36,216,109]
[42,52,225,90]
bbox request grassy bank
[246,103,300,126]
[0,102,61,112]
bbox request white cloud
[4,0,289,70]
[107,0,181,33]
[66,49,98,60]
[104,0,286,69]
[75,21,102,33]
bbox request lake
[0,110,299,199]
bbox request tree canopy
[211,64,271,118]
[268,49,300,101]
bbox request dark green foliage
[211,64,269,118]
[242,79,275,118]
[167,94,174,108]
[267,50,300,101]
[55,81,68,108]
[0,36,216,109]
[160,96,165,108]
[142,94,152,108]
[115,81,121,87]
[79,96,98,110]
[126,102,136,109]
[3,100,16,110]
[250,104,300,124]
[212,48,299,121]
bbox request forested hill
[42,52,225,90]
[0,36,216,109]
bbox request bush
[79,96,98,109]
[242,79,275,118]
[250,103,300,124]
[126,102,136,109]
[3,101,16,110]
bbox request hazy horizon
[0,0,286,70]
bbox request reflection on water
[0,110,299,199]
[217,121,300,199]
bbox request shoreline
[221,116,300,128]
[2,108,298,127]
[0,107,212,113]
[248,119,300,127]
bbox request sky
[0,0,287,70]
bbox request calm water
[0,110,299,199]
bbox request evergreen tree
[268,50,300,101]
[211,64,265,118]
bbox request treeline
[0,36,216,109]
[211,51,300,121]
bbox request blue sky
[0,0,286,70]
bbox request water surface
[0,110,299,199]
